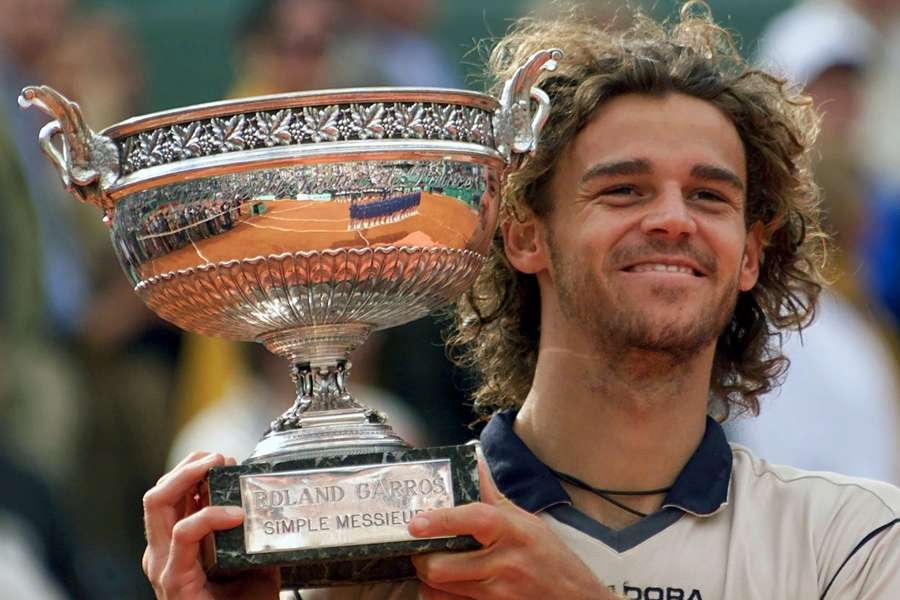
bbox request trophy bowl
[20,48,561,587]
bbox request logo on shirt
[609,583,703,600]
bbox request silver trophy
[20,48,560,587]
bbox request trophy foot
[246,414,409,463]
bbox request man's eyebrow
[690,164,745,192]
[579,159,652,184]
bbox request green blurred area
[81,0,791,114]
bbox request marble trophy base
[202,444,480,588]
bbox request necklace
[548,468,672,519]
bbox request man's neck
[513,342,713,528]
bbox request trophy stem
[271,360,380,431]
[248,323,408,463]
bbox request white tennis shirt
[302,412,900,599]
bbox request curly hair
[448,2,828,420]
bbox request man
[142,5,900,599]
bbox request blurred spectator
[329,0,460,87]
[0,0,89,490]
[37,12,143,128]
[0,336,91,599]
[0,450,91,599]
[856,0,900,328]
[0,0,91,339]
[727,0,900,484]
[231,0,339,96]
[3,1,182,596]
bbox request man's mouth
[623,262,705,277]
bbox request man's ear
[739,222,764,292]
[502,214,549,275]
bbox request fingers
[411,548,492,584]
[147,453,224,512]
[143,452,231,591]
[409,502,502,546]
[166,505,244,576]
[170,450,211,473]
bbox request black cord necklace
[549,468,672,519]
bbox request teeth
[631,263,694,275]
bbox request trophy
[19,48,561,588]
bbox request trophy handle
[493,48,563,162]
[18,85,119,214]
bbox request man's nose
[639,185,697,239]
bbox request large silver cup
[20,48,560,587]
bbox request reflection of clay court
[141,192,483,278]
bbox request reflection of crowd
[131,197,243,263]
[348,191,421,229]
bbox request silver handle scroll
[18,85,119,213]
[493,48,563,162]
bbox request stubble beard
[550,245,739,363]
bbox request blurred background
[1,0,898,597]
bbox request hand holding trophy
[20,48,561,590]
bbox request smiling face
[506,92,761,358]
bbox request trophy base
[202,444,480,589]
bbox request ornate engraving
[349,103,385,140]
[391,102,425,138]
[134,246,486,342]
[272,362,355,431]
[171,121,205,158]
[434,105,458,139]
[211,114,247,151]
[139,128,168,166]
[255,110,293,147]
[117,103,496,175]
[301,105,340,142]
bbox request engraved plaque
[240,459,454,553]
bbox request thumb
[475,448,504,506]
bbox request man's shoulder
[730,442,900,560]
[730,445,900,596]
[731,442,900,517]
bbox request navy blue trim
[660,416,732,515]
[480,411,571,513]
[820,518,899,599]
[548,504,684,552]
[480,412,732,518]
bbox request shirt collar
[479,411,732,517]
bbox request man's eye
[601,185,639,196]
[693,189,726,202]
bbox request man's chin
[601,311,724,357]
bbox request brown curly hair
[449,3,828,420]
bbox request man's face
[534,92,760,358]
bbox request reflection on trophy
[19,48,560,588]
